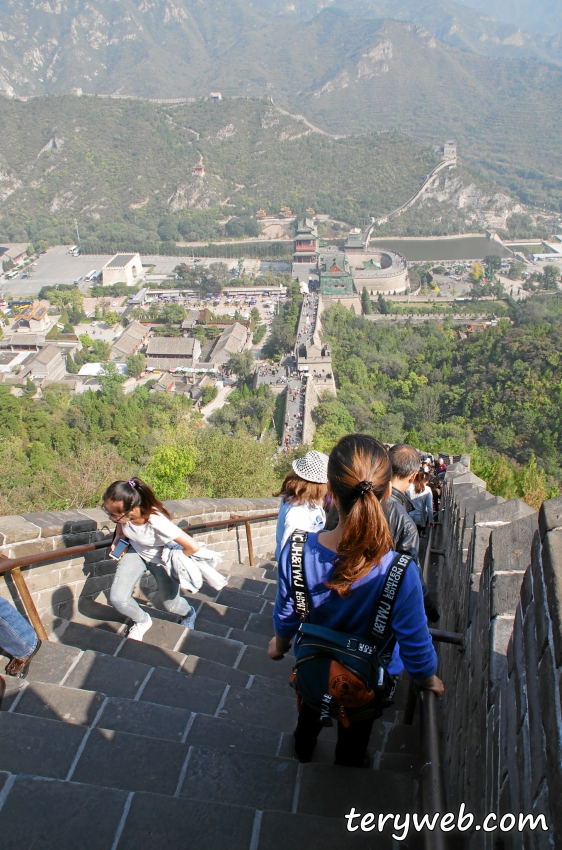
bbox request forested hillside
[314,296,562,503]
[0,96,439,246]
[0,378,283,516]
[0,1,560,211]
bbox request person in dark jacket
[386,444,440,623]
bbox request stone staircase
[0,558,424,850]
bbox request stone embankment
[434,460,562,848]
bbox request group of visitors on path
[1,436,444,774]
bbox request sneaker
[127,615,153,641]
[178,606,197,630]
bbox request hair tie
[128,479,136,488]
[356,481,374,496]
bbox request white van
[85,270,98,281]
[5,270,18,280]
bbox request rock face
[419,170,524,230]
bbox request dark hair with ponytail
[102,477,171,520]
[325,434,393,596]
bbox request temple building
[292,218,319,284]
[344,228,367,252]
[318,251,354,297]
[293,219,318,265]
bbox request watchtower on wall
[443,140,457,160]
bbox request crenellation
[439,464,562,845]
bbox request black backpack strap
[369,552,412,652]
[290,530,309,621]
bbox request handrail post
[245,521,255,567]
[419,689,448,850]
[0,557,49,642]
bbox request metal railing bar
[419,689,448,850]
[0,510,280,640]
[429,628,464,648]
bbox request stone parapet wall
[0,498,279,630]
[437,462,561,848]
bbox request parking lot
[0,246,290,299]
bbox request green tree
[126,353,146,377]
[103,311,120,327]
[252,324,267,344]
[79,333,93,348]
[66,354,80,374]
[508,262,526,280]
[144,442,197,500]
[162,304,187,324]
[484,255,502,274]
[361,287,373,315]
[201,385,219,406]
[26,243,34,257]
[377,293,390,315]
[541,265,560,291]
[91,340,111,361]
[226,350,255,378]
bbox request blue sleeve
[425,491,434,521]
[273,537,302,639]
[390,564,437,680]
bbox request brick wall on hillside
[0,498,279,632]
[437,463,562,849]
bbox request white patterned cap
[292,451,329,484]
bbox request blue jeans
[0,597,38,658]
[109,550,191,624]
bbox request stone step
[256,809,393,850]
[0,776,406,850]
[297,762,413,819]
[178,745,299,811]
[219,686,297,734]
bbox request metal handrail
[0,510,279,642]
[419,689,448,850]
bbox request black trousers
[293,700,382,767]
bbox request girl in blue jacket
[269,433,444,767]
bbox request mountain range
[0,0,560,214]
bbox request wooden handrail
[0,510,279,642]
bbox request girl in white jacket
[103,477,200,641]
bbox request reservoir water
[369,236,511,261]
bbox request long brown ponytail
[325,434,393,596]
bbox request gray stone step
[244,612,277,636]
[0,775,129,850]
[257,809,393,850]
[297,762,413,819]
[0,712,86,779]
[115,791,256,850]
[384,724,421,755]
[71,727,189,795]
[220,686,297,734]
[178,745,298,811]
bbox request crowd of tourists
[1,436,446,770]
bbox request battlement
[435,461,562,846]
